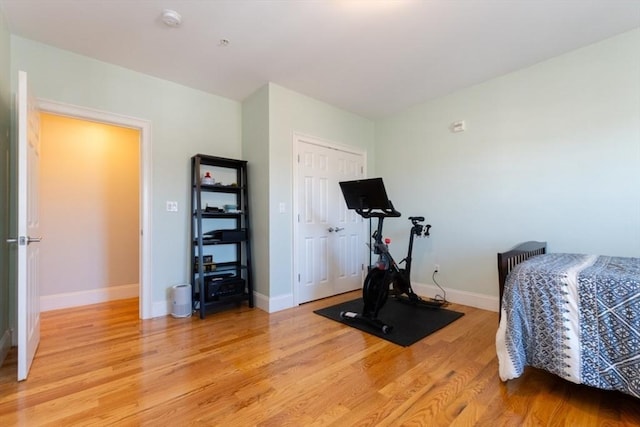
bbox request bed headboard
[497,241,547,313]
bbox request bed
[496,241,640,398]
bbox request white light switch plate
[166,201,178,212]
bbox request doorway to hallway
[38,99,152,319]
[39,112,140,310]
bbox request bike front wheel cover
[362,268,391,317]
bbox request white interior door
[296,137,365,304]
[332,151,366,294]
[16,70,41,381]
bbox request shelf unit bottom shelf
[194,292,253,316]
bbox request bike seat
[408,216,424,222]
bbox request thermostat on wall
[450,120,466,133]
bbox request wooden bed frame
[497,241,547,313]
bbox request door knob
[327,227,334,233]
[334,227,344,232]
[5,236,42,245]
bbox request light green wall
[375,29,640,297]
[241,84,270,296]
[5,35,375,314]
[4,24,637,316]
[10,36,243,305]
[0,9,11,356]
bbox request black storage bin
[203,228,247,242]
[205,277,246,300]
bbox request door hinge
[298,274,300,282]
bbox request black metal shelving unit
[190,154,254,318]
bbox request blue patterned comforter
[496,253,640,398]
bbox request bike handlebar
[355,200,401,218]
[356,208,401,218]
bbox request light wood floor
[1,292,638,426]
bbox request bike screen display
[339,177,392,210]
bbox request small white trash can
[171,284,192,318]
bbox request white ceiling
[1,0,639,119]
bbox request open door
[14,70,41,380]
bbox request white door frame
[37,99,153,319]
[292,132,367,305]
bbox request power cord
[430,270,448,304]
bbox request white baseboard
[253,285,499,314]
[252,292,269,312]
[153,285,497,319]
[153,300,170,318]
[40,283,139,312]
[153,291,281,319]
[412,282,499,312]
[253,292,293,313]
[0,329,11,368]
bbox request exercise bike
[338,178,447,334]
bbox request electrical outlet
[434,264,440,273]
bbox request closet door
[296,137,365,304]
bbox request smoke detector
[162,9,182,27]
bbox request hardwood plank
[0,294,638,426]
